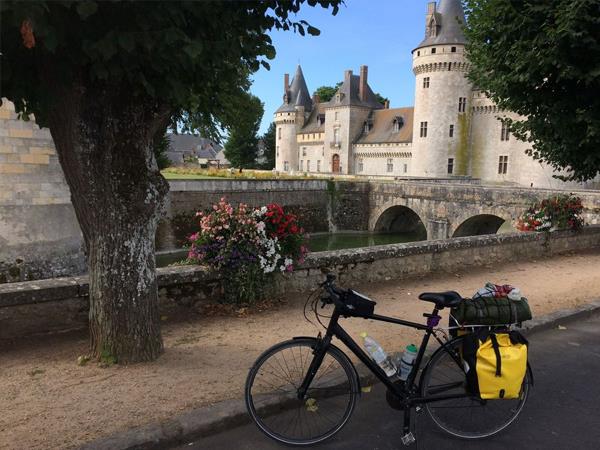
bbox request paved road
[176,314,600,450]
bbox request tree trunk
[47,84,171,363]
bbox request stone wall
[158,179,369,250]
[0,100,85,283]
[2,226,599,340]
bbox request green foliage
[1,0,342,137]
[314,83,342,102]
[153,132,171,170]
[464,0,600,181]
[224,93,264,168]
[259,122,277,169]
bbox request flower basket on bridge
[187,198,307,304]
[516,194,583,232]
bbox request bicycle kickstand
[401,408,416,446]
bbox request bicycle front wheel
[421,336,530,439]
[245,337,359,446]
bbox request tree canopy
[259,122,277,170]
[464,0,600,181]
[224,93,264,168]
[0,0,342,363]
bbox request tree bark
[46,84,171,363]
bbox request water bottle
[399,344,418,381]
[359,332,397,377]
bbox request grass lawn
[161,172,217,180]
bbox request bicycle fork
[297,335,330,400]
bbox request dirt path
[1,249,600,450]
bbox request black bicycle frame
[298,305,471,407]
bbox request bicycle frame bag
[342,289,376,317]
[462,329,528,400]
[451,296,532,326]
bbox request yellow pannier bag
[463,330,528,400]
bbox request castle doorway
[332,154,340,173]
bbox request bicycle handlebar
[320,274,345,308]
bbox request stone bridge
[161,179,600,249]
[367,181,600,239]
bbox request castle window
[357,159,364,172]
[417,51,421,56]
[449,124,454,137]
[451,46,456,53]
[447,158,454,174]
[318,114,326,126]
[300,160,304,171]
[333,128,340,144]
[302,147,307,156]
[317,160,321,172]
[431,47,437,54]
[335,111,339,121]
[387,158,394,173]
[322,147,324,156]
[307,160,311,172]
[284,161,289,171]
[276,145,279,157]
[501,122,510,141]
[393,116,404,133]
[404,164,408,173]
[423,77,430,88]
[278,127,281,140]
[364,120,373,133]
[498,155,508,174]
[458,97,467,113]
[420,121,428,138]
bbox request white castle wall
[274,111,299,171]
[353,143,413,175]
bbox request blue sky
[251,0,432,134]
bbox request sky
[251,0,433,134]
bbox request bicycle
[245,274,532,446]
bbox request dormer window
[393,116,404,133]
[364,120,373,134]
[317,114,326,126]
[335,92,344,103]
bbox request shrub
[187,198,307,304]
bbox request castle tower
[411,0,472,177]
[274,65,312,172]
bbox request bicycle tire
[421,336,530,439]
[245,337,359,446]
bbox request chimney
[359,65,368,101]
[427,1,436,14]
[384,99,390,109]
[312,93,321,104]
[284,73,289,102]
[344,69,353,85]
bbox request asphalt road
[176,314,600,450]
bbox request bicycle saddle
[418,291,463,308]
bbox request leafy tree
[260,122,277,170]
[224,93,264,168]
[0,0,341,363]
[314,82,342,102]
[314,81,388,105]
[464,0,600,181]
[153,132,172,170]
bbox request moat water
[155,231,423,267]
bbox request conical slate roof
[276,65,313,113]
[417,0,467,48]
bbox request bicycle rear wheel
[421,337,530,439]
[245,337,359,446]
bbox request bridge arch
[452,214,506,238]
[372,205,428,240]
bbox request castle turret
[411,0,472,177]
[274,65,312,172]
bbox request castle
[274,0,592,189]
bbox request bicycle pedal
[401,432,416,446]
